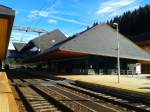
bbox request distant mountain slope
[108,5,150,38]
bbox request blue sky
[0,0,150,49]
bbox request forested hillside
[108,5,150,37]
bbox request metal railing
[64,68,137,75]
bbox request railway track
[23,78,123,112]
[12,79,72,112]
[8,71,150,112]
[72,81,150,105]
[46,79,150,112]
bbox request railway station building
[21,29,66,53]
[11,29,67,63]
[6,43,26,67]
[19,24,150,75]
[0,5,15,69]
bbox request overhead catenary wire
[32,0,57,28]
[31,0,57,52]
[12,0,57,43]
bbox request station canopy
[0,5,15,60]
[23,24,150,63]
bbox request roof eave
[0,6,15,60]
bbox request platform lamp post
[113,23,120,83]
[38,32,41,52]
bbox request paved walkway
[0,72,18,112]
[58,75,150,94]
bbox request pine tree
[108,5,150,38]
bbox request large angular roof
[21,29,67,52]
[46,24,150,61]
[0,5,15,15]
[13,42,26,52]
[31,29,66,51]
[23,24,150,63]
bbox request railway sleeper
[73,81,150,105]
[30,85,73,112]
[15,85,61,112]
[57,81,150,112]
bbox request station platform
[0,72,18,112]
[58,75,150,95]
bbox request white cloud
[48,19,57,24]
[96,0,137,14]
[28,10,49,19]
[49,15,88,26]
[39,11,49,17]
